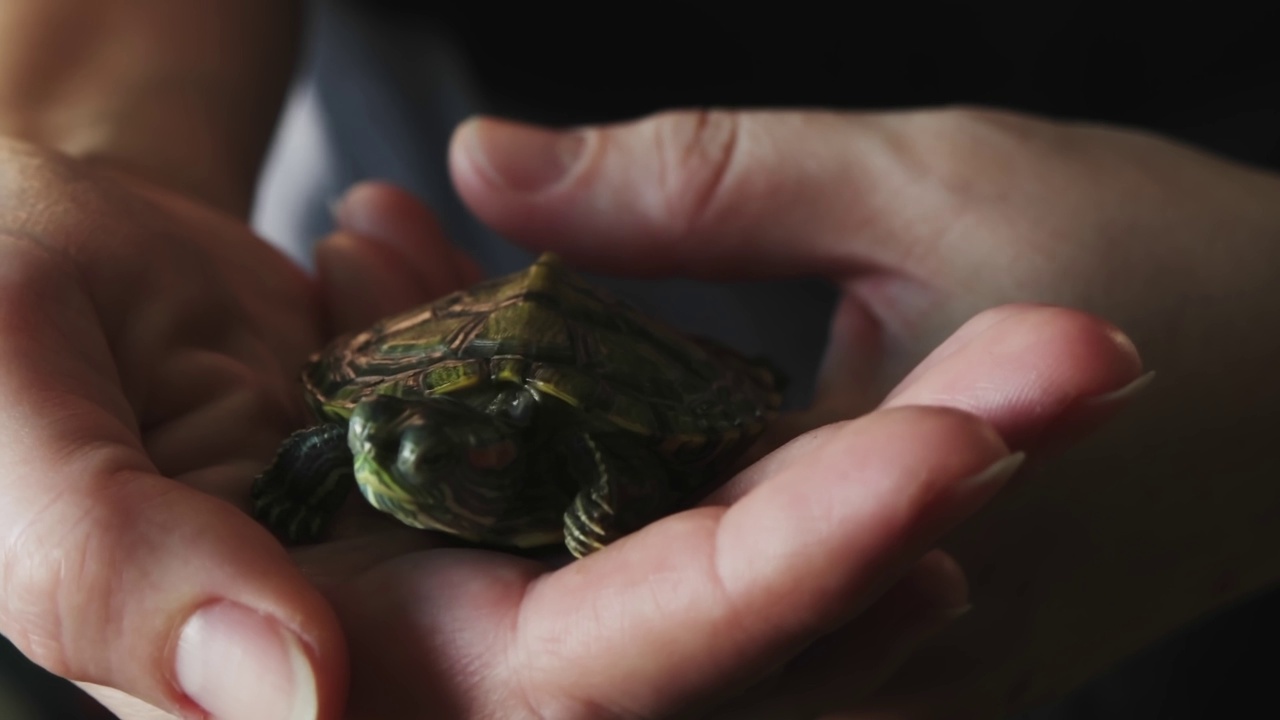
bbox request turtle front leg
[251,423,355,544]
[562,433,689,558]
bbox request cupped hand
[0,143,475,719]
[301,185,1141,719]
[445,108,1280,715]
[0,128,1148,720]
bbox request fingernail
[954,451,1026,498]
[459,117,586,193]
[330,183,396,245]
[911,551,971,616]
[176,602,318,720]
[1080,371,1156,409]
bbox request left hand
[443,107,1280,716]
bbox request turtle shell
[303,253,782,462]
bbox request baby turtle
[252,253,782,557]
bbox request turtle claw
[561,433,676,559]
[251,423,355,545]
[256,499,330,544]
[563,484,617,558]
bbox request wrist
[0,0,303,217]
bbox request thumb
[448,111,930,280]
[449,112,928,424]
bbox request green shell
[258,252,782,557]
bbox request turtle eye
[397,424,451,475]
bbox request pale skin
[449,110,1280,717]
[1,2,1274,720]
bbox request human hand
[0,130,1147,720]
[293,184,1141,719]
[445,108,1280,715]
[0,145,469,720]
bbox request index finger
[448,111,911,281]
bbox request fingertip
[165,510,350,720]
[906,549,971,616]
[449,118,512,222]
[330,180,476,302]
[451,116,588,197]
[314,230,424,335]
[165,502,350,720]
[331,180,433,245]
[3,477,348,720]
[448,117,570,249]
[174,601,322,720]
[883,304,1147,449]
[447,117,482,195]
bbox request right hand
[0,142,453,720]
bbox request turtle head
[346,393,530,538]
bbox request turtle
[251,252,783,558]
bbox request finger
[711,550,971,719]
[881,304,1147,449]
[333,180,483,292]
[715,304,1140,504]
[711,304,1143,713]
[513,406,1021,717]
[317,181,481,336]
[0,243,346,720]
[316,230,432,335]
[449,111,923,280]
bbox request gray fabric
[255,0,834,411]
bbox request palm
[112,184,321,500]
[443,108,1280,717]
[0,139,325,498]
[285,180,1147,719]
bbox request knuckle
[0,462,153,680]
[648,109,743,237]
[935,104,1037,132]
[914,105,1055,176]
[1,495,98,676]
[0,550,72,676]
[0,141,102,233]
[873,105,1056,223]
[0,235,82,338]
[884,404,999,445]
